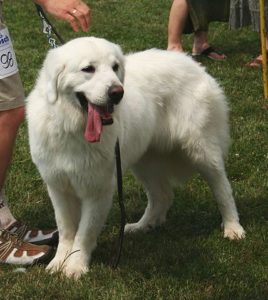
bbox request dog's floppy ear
[43,49,65,104]
[113,44,125,83]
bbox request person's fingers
[65,13,80,32]
[38,0,91,32]
[69,5,91,32]
[76,2,91,31]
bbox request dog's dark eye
[82,65,95,73]
[112,63,119,72]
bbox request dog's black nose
[108,85,124,104]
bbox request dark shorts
[184,0,230,33]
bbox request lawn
[1,0,268,299]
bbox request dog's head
[42,37,125,142]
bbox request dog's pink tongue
[84,104,102,143]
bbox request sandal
[192,46,226,61]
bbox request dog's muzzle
[75,85,124,143]
[76,85,124,116]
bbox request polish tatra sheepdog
[26,37,245,278]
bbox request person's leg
[192,30,209,54]
[247,35,268,67]
[192,30,226,60]
[0,1,26,229]
[0,105,58,245]
[167,0,189,51]
[0,106,57,264]
[0,106,24,229]
[245,0,268,67]
[0,2,56,266]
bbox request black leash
[35,4,126,268]
[112,139,126,268]
[35,4,64,48]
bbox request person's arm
[34,0,91,32]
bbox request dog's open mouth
[76,92,114,143]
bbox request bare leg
[247,35,268,67]
[192,30,226,60]
[0,106,24,229]
[167,0,189,51]
[192,30,209,54]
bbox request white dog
[26,37,245,278]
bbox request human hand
[34,0,91,32]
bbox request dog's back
[119,49,230,158]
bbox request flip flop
[192,46,226,61]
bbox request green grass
[1,0,268,299]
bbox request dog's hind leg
[46,184,81,274]
[125,164,174,233]
[191,145,245,240]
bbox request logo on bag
[0,28,18,78]
[0,33,9,46]
[0,51,13,68]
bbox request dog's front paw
[223,222,246,240]
[63,262,89,279]
[46,257,66,274]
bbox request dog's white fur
[26,37,245,278]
